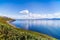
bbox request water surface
[11,20,60,39]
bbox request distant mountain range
[39,18,60,20]
[16,18,60,20]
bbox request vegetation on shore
[0,16,57,40]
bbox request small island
[0,16,57,40]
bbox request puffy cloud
[18,10,60,19]
[0,10,60,19]
[19,10,29,14]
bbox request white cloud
[18,10,60,19]
[19,10,29,14]
[0,10,60,19]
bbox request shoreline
[6,20,16,28]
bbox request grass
[0,16,57,40]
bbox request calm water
[11,20,60,39]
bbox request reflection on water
[11,20,60,39]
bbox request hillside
[0,16,57,40]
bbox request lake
[11,20,60,39]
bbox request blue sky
[0,0,60,19]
